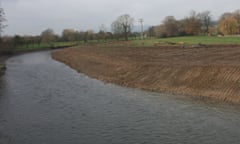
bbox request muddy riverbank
[52,45,240,103]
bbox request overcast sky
[1,0,240,36]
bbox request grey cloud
[2,0,240,35]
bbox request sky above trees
[1,0,240,35]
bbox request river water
[0,51,240,144]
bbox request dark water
[0,51,240,144]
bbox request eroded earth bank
[52,45,240,103]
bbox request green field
[130,36,240,47]
[12,36,240,52]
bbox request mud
[52,45,240,103]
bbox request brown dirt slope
[52,45,240,103]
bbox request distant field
[12,36,240,52]
[130,36,240,47]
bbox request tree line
[148,10,240,38]
[0,17,136,54]
[1,7,240,54]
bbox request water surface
[0,51,240,144]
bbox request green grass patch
[130,36,240,47]
[0,64,6,71]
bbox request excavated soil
[52,45,240,103]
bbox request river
[0,51,240,144]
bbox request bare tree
[111,14,134,40]
[0,7,6,37]
[62,29,77,41]
[98,24,107,41]
[183,11,202,35]
[198,11,212,34]
[162,16,179,37]
[233,9,240,34]
[99,24,107,33]
[155,25,167,38]
[41,29,56,46]
[111,20,123,39]
[147,26,156,37]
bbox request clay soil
[52,45,240,104]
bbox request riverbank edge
[0,45,77,77]
[0,58,7,76]
[51,46,240,104]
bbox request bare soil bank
[52,45,240,103]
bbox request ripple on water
[0,51,240,144]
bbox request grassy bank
[86,36,240,47]
[0,55,8,76]
[0,64,6,75]
[14,41,78,52]
[128,36,240,46]
[0,41,77,76]
[52,43,240,104]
